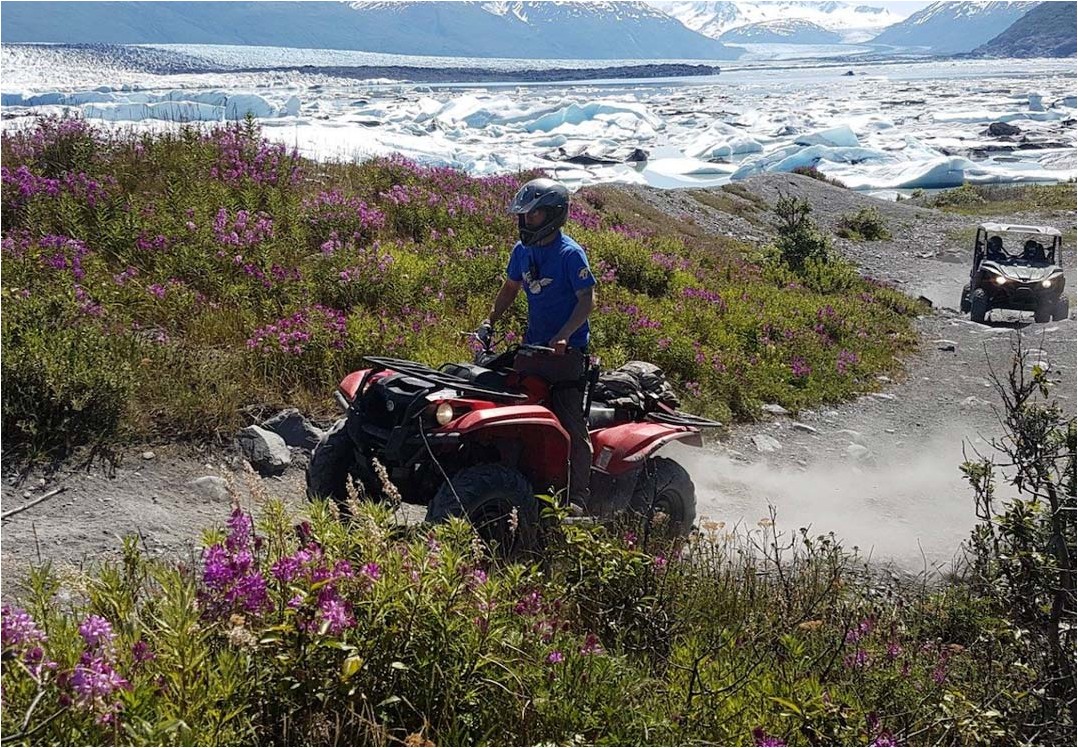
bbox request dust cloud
[667,429,990,571]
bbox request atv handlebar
[458,330,554,356]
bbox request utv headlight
[433,402,455,426]
[1042,280,1052,288]
[995,276,1008,285]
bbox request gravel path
[3,175,1075,596]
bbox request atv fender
[451,406,570,490]
[338,369,372,405]
[591,422,702,476]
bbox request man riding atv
[477,178,595,508]
[306,180,721,553]
[960,223,1069,324]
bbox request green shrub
[791,165,846,188]
[773,196,831,272]
[0,489,1055,746]
[931,183,986,209]
[835,207,891,241]
[0,117,919,456]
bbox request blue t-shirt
[507,232,595,349]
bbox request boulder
[187,476,229,502]
[846,443,871,461]
[261,408,324,450]
[987,121,1021,137]
[237,425,291,476]
[761,403,789,416]
[752,434,783,453]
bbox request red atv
[307,334,721,552]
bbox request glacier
[1,43,1074,194]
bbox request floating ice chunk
[1058,95,1077,109]
[82,101,226,122]
[794,125,860,148]
[730,143,888,181]
[933,109,1064,124]
[522,100,661,133]
[282,95,301,117]
[1028,92,1045,112]
[682,119,763,159]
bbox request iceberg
[793,125,860,148]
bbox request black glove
[475,320,493,345]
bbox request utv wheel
[628,457,697,538]
[306,418,354,509]
[1053,297,1070,321]
[426,464,539,557]
[960,283,972,313]
[1034,303,1051,323]
[970,289,989,324]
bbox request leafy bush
[1,117,919,455]
[930,183,986,209]
[1,474,1060,746]
[960,345,1076,744]
[835,207,892,241]
[791,165,846,188]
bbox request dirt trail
[645,174,1077,568]
[3,175,1075,596]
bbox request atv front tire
[970,289,989,324]
[628,457,697,537]
[426,464,539,556]
[960,283,971,313]
[306,418,353,508]
[1034,303,1052,323]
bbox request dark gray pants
[513,348,592,506]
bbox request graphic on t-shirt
[523,267,553,295]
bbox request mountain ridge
[869,1,1033,54]
[969,1,1077,58]
[0,0,742,60]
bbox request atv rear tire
[1053,297,1070,321]
[629,457,696,537]
[970,289,989,324]
[426,464,539,557]
[306,418,353,509]
[960,283,972,313]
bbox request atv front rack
[363,356,528,401]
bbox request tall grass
[2,115,918,458]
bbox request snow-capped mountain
[719,19,842,45]
[869,1,1035,54]
[970,1,1077,58]
[0,1,742,60]
[649,2,905,44]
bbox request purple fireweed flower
[790,356,811,379]
[546,650,564,665]
[580,632,604,656]
[70,654,130,711]
[226,508,253,552]
[317,596,355,635]
[132,639,155,663]
[514,590,542,617]
[360,562,381,582]
[78,615,116,651]
[836,349,860,375]
[752,728,786,746]
[2,605,47,649]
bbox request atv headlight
[1042,280,1053,288]
[995,275,1008,285]
[433,402,454,426]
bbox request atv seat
[438,362,511,392]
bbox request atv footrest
[646,411,723,428]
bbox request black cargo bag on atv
[592,361,680,416]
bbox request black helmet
[509,178,569,245]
